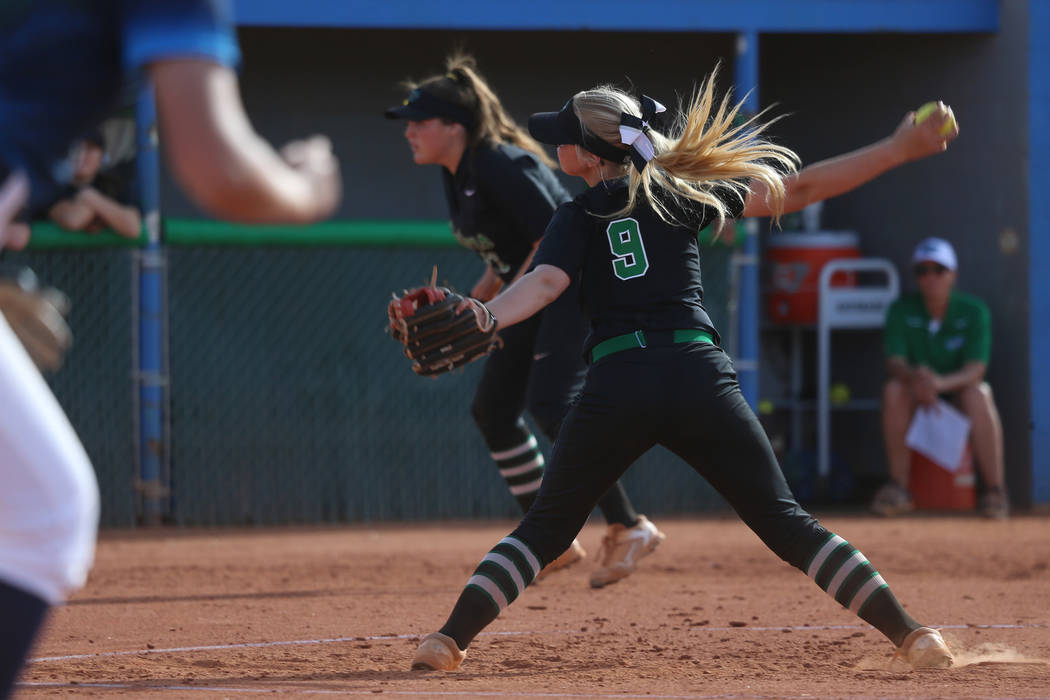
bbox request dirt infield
[17,515,1050,698]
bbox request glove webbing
[413,340,497,376]
[404,311,486,360]
[409,328,500,369]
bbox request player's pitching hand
[279,135,342,221]
[891,101,959,161]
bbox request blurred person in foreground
[871,237,1007,519]
[0,1,341,696]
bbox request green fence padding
[27,221,147,250]
[165,218,457,247]
[164,218,742,248]
[23,216,740,250]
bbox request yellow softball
[914,101,956,136]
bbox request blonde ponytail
[572,69,799,227]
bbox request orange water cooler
[766,232,861,324]
[908,444,976,510]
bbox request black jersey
[533,178,745,355]
[443,141,570,283]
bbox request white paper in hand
[905,400,971,472]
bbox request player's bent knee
[470,398,521,439]
[957,382,990,411]
[525,401,565,443]
[0,447,99,604]
[747,509,824,569]
[512,520,575,567]
[52,456,100,596]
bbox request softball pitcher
[385,55,665,586]
[411,75,959,671]
[0,2,340,695]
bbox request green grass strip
[26,221,147,250]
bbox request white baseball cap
[912,237,957,271]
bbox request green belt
[589,329,715,363]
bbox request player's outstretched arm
[485,264,570,330]
[150,59,341,223]
[742,103,958,219]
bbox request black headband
[528,100,631,164]
[384,87,477,130]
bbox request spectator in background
[48,130,141,238]
[871,237,1008,519]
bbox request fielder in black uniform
[385,55,664,586]
[411,76,960,671]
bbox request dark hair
[83,129,105,149]
[408,54,555,168]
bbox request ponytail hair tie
[618,94,666,172]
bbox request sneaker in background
[979,487,1009,519]
[870,482,914,517]
[589,515,665,589]
[535,538,586,581]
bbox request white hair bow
[618,95,666,171]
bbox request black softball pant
[440,341,921,649]
[514,342,827,568]
[470,284,636,524]
[470,281,585,444]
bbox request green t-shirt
[883,291,991,374]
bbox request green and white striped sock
[438,536,544,651]
[467,536,542,612]
[804,533,918,645]
[491,435,544,513]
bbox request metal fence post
[734,30,760,408]
[134,84,170,524]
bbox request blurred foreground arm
[151,60,341,223]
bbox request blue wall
[233,0,997,32]
[1030,0,1050,503]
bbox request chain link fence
[9,233,736,527]
[4,248,138,527]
